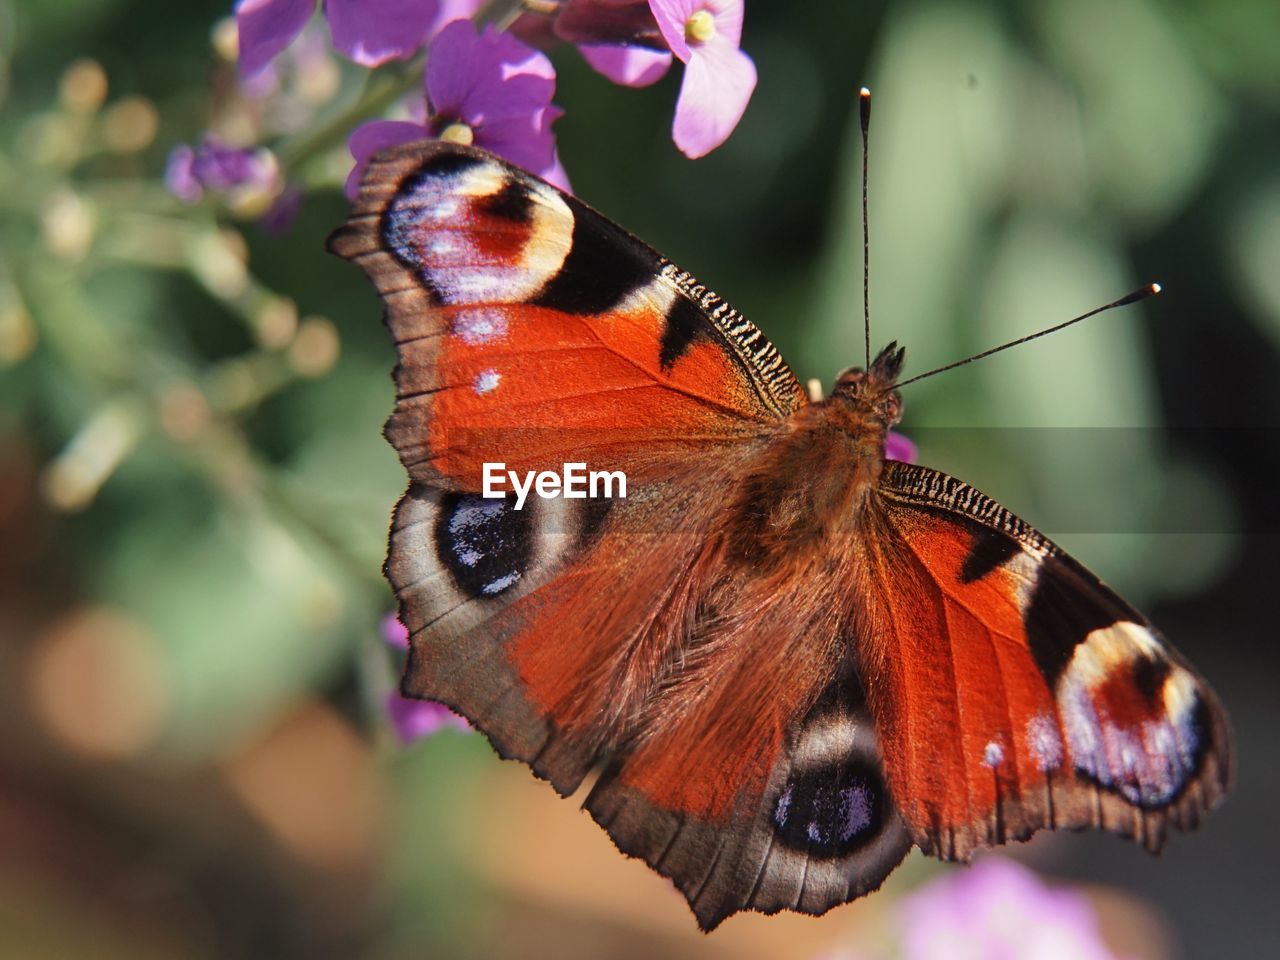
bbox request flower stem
[476,0,534,31]
[278,62,423,174]
[277,2,532,174]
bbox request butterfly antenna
[860,87,872,372]
[895,283,1161,388]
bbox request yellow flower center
[685,9,716,44]
[439,122,475,146]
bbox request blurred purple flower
[236,0,314,77]
[236,20,335,101]
[380,611,409,648]
[380,613,471,742]
[386,691,471,743]
[650,0,756,157]
[345,20,568,199]
[885,431,916,463]
[897,858,1126,960]
[165,136,280,203]
[235,0,482,77]
[262,183,305,234]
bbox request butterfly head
[830,342,906,427]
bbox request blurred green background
[2,0,1277,957]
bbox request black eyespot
[772,758,888,859]
[435,493,532,598]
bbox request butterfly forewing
[327,141,807,492]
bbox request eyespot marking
[771,758,888,859]
[1057,623,1206,807]
[435,493,531,599]
[382,157,573,305]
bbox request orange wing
[330,138,811,805]
[327,141,807,490]
[864,461,1232,859]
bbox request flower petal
[345,119,429,199]
[885,431,917,463]
[538,149,573,194]
[261,184,304,235]
[164,145,201,203]
[898,859,1123,960]
[432,0,484,32]
[236,0,315,77]
[385,692,470,744]
[705,0,744,48]
[380,613,410,649]
[578,43,673,87]
[427,21,555,122]
[476,113,556,173]
[326,0,441,67]
[671,41,756,158]
[648,0,695,61]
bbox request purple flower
[578,43,673,87]
[386,691,471,743]
[345,21,567,199]
[380,613,471,743]
[235,0,482,76]
[261,183,305,234]
[236,20,335,101]
[236,0,314,77]
[885,431,916,463]
[896,858,1126,960]
[544,1,674,87]
[650,0,756,157]
[380,611,410,648]
[541,0,753,152]
[165,136,280,204]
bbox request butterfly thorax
[723,346,906,563]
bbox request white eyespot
[473,369,500,395]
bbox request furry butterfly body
[329,141,1231,930]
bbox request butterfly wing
[331,142,820,811]
[862,460,1231,859]
[585,669,912,931]
[327,140,807,491]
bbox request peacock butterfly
[328,103,1231,930]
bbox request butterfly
[328,138,1232,931]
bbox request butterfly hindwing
[864,460,1231,858]
[586,673,911,931]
